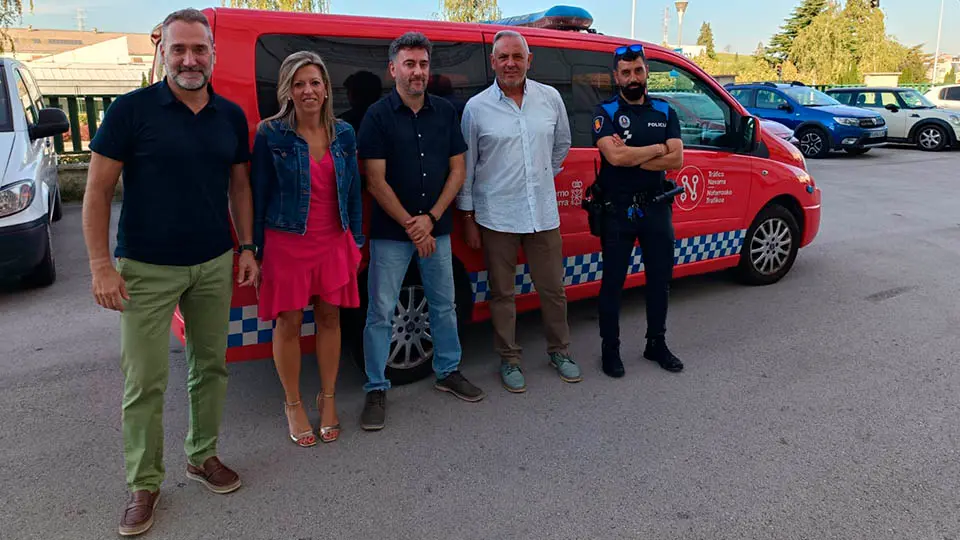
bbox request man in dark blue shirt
[357,31,485,431]
[81,9,256,537]
[592,44,685,378]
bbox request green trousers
[117,250,234,493]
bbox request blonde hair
[262,50,336,141]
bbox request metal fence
[45,94,118,155]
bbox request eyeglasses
[614,44,645,58]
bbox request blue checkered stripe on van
[227,305,315,348]
[470,229,746,303]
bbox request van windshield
[0,69,12,132]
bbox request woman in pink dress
[251,51,364,447]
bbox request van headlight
[834,117,860,126]
[0,180,36,218]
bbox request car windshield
[783,87,841,107]
[898,89,937,109]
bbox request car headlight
[0,180,36,218]
[950,115,960,126]
[834,117,860,126]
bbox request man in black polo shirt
[358,32,485,431]
[592,44,685,378]
[81,9,257,536]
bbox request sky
[20,0,960,56]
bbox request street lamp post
[631,0,637,39]
[932,0,945,84]
[675,1,689,51]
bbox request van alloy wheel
[388,285,433,372]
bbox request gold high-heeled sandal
[285,401,316,448]
[316,392,341,443]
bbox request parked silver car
[0,58,70,287]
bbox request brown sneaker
[186,457,241,494]
[118,490,160,537]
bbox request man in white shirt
[457,30,580,393]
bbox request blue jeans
[362,235,461,393]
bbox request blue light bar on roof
[484,5,594,31]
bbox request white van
[0,58,69,287]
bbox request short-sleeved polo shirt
[90,79,250,266]
[592,95,681,196]
[357,89,467,242]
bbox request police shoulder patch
[593,115,604,133]
[618,115,631,129]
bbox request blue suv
[726,82,887,158]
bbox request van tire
[737,204,800,286]
[346,260,473,387]
[24,224,56,288]
[915,124,948,151]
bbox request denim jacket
[251,118,364,255]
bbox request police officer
[592,43,685,378]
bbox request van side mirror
[739,115,760,153]
[885,103,900,113]
[29,108,70,141]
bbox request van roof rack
[484,5,594,32]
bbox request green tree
[769,0,828,61]
[943,66,957,84]
[897,45,931,84]
[789,3,856,84]
[696,22,716,59]
[441,0,500,22]
[221,0,330,12]
[1,1,34,53]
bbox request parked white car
[0,58,69,287]
[924,84,960,111]
[825,86,960,152]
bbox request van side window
[645,60,735,149]
[944,86,960,101]
[525,47,613,148]
[754,89,788,110]
[255,35,488,131]
[13,69,38,125]
[831,92,853,105]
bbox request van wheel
[738,204,799,286]
[797,127,830,159]
[24,224,56,288]
[52,187,63,222]
[347,262,473,386]
[916,124,947,151]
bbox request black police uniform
[591,94,683,374]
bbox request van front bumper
[0,216,48,278]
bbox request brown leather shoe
[185,456,241,494]
[118,490,160,537]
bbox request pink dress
[258,151,362,322]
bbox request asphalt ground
[1,145,959,540]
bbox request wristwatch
[426,211,439,225]
[238,244,258,256]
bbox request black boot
[644,337,684,372]
[601,341,625,378]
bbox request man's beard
[621,82,646,101]
[401,76,426,96]
[171,66,210,91]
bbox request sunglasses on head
[614,44,645,58]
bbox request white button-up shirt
[457,79,572,234]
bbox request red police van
[149,6,821,384]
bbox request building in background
[3,27,154,96]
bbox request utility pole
[631,0,637,39]
[662,7,670,46]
